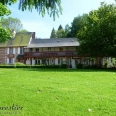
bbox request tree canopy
[0,3,12,42]
[77,2,116,57]
[1,17,23,32]
[50,28,57,38]
[18,0,62,20]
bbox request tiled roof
[0,32,34,47]
[26,38,79,48]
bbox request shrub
[61,64,67,68]
[15,62,25,66]
[76,64,83,69]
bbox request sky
[8,0,115,38]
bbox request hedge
[0,65,61,68]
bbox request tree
[18,0,62,20]
[77,2,116,57]
[50,28,57,38]
[0,0,62,42]
[0,3,12,42]
[1,17,23,32]
[64,24,70,37]
[58,25,63,30]
[20,29,28,32]
[0,27,12,42]
[56,25,65,38]
[69,16,84,37]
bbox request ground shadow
[15,68,116,73]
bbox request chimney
[32,32,36,39]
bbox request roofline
[24,45,78,48]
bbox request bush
[14,62,25,68]
[15,62,25,66]
[76,64,83,69]
[84,65,103,69]
[61,64,67,68]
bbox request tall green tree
[58,25,63,30]
[50,28,57,38]
[64,24,70,37]
[1,17,23,32]
[78,2,116,57]
[57,25,65,38]
[69,16,84,37]
[0,3,12,42]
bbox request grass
[0,68,116,116]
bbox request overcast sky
[8,0,115,38]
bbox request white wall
[55,58,58,65]
[13,48,15,54]
[26,59,30,65]
[32,59,35,65]
[12,58,15,64]
[18,47,20,54]
[7,48,9,54]
[7,58,9,64]
[72,59,76,68]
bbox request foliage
[77,2,116,57]
[64,24,70,37]
[76,63,83,69]
[56,25,65,38]
[1,0,62,20]
[0,26,12,42]
[61,63,67,68]
[15,62,25,66]
[50,28,57,38]
[1,17,23,32]
[20,29,28,32]
[69,16,83,37]
[0,0,17,5]
[0,2,12,42]
[0,3,11,16]
[18,0,62,20]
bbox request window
[48,47,51,51]
[36,48,39,52]
[20,48,24,54]
[9,48,13,54]
[30,48,33,52]
[9,58,13,64]
[60,47,63,51]
[66,47,69,51]
[58,58,60,65]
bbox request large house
[0,32,115,68]
[0,32,80,68]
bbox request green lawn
[0,68,116,116]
